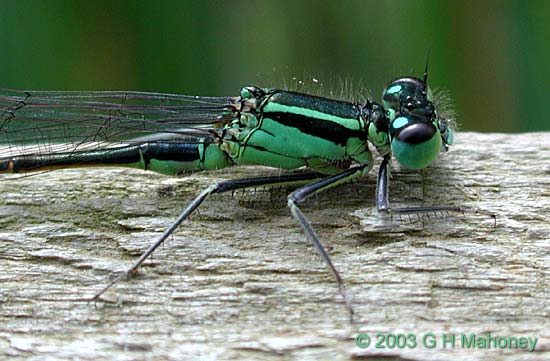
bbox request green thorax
[219,87,373,174]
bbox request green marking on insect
[0,59,494,322]
[392,116,409,129]
[386,84,402,94]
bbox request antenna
[423,48,431,93]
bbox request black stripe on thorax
[262,111,365,146]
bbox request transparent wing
[0,88,239,158]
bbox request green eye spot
[387,85,402,94]
[392,117,409,129]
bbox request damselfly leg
[89,173,325,292]
[91,167,369,321]
[288,164,369,321]
[376,155,496,225]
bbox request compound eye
[390,120,442,170]
[395,122,437,145]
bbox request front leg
[376,155,496,224]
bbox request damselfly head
[381,77,452,170]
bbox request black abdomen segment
[0,140,231,176]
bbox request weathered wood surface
[0,132,549,360]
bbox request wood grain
[1,132,549,360]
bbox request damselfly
[0,63,492,321]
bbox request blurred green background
[0,0,548,132]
